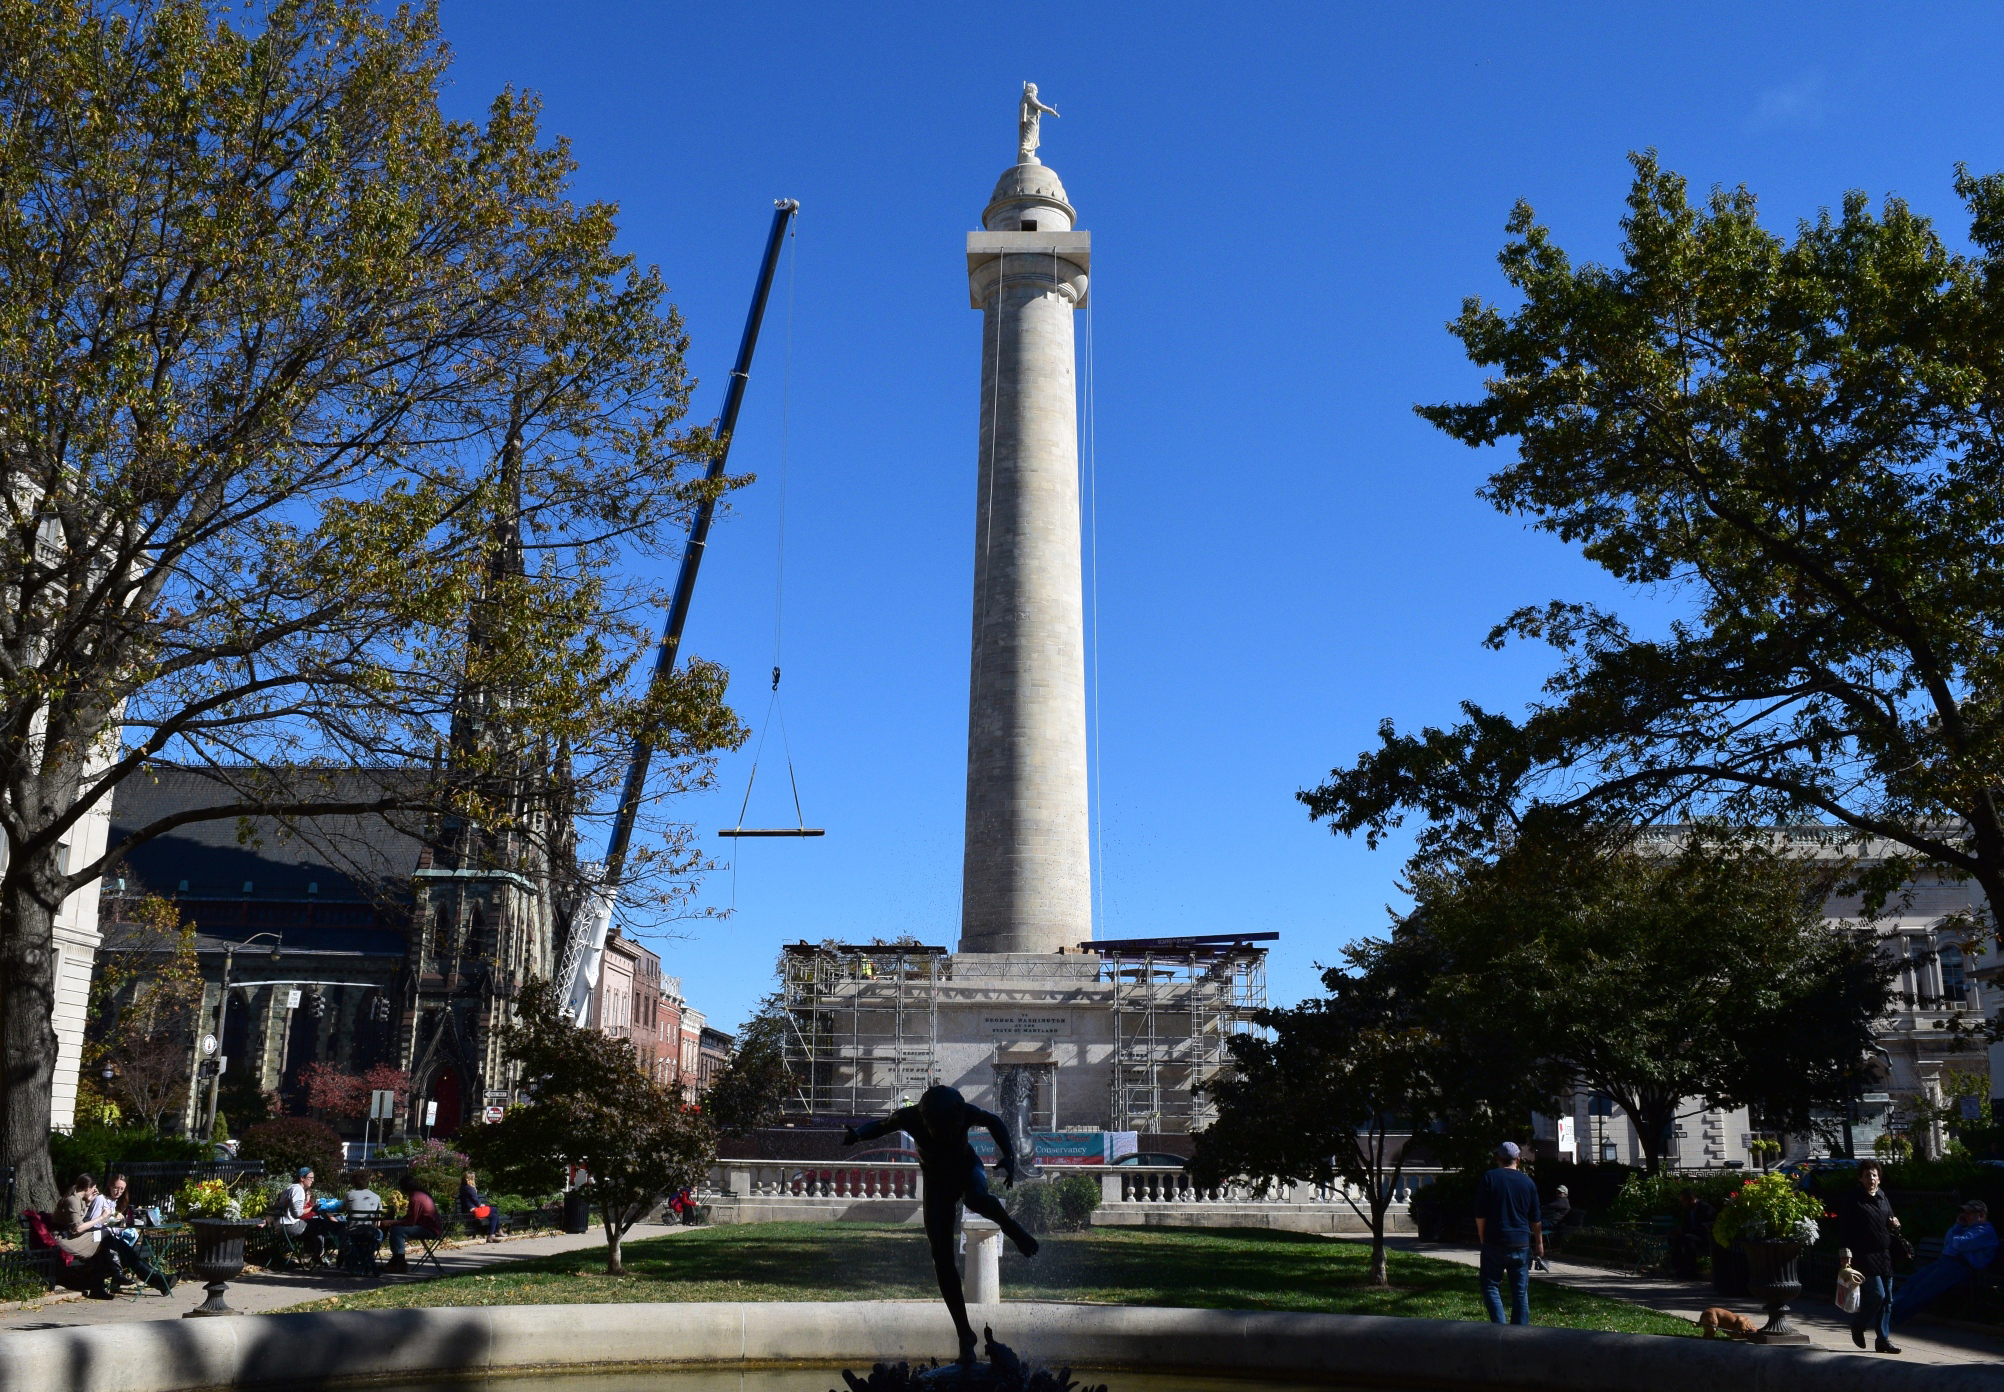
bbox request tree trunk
[1368,1204,1389,1286]
[1,865,64,1211]
[1633,1096,1677,1174]
[603,1215,624,1275]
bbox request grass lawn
[272,1223,1693,1336]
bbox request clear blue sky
[435,2,2004,1033]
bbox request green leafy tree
[1191,945,1456,1287]
[701,996,792,1139]
[1404,825,1893,1171]
[1307,151,2004,938]
[0,0,743,1209]
[464,977,714,1273]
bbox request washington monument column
[959,86,1092,955]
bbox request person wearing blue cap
[1473,1141,1543,1325]
[276,1165,339,1264]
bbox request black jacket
[1836,1186,1898,1278]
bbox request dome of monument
[982,161,1076,232]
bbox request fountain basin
[0,1300,1989,1392]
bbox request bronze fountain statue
[836,1084,1104,1392]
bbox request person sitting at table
[339,1170,385,1273]
[277,1165,341,1263]
[86,1175,121,1228]
[383,1173,442,1274]
[344,1171,385,1220]
[84,1174,176,1295]
[458,1168,503,1242]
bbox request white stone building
[25,776,115,1132]
[1537,827,1992,1169]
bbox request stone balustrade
[702,1162,1437,1233]
[715,1160,922,1201]
[1105,1167,1439,1207]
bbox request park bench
[15,1212,115,1297]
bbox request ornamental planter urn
[183,1218,261,1317]
[1742,1239,1812,1344]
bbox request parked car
[1779,1157,1858,1190]
[1112,1153,1188,1168]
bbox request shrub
[1603,1170,1740,1227]
[238,1116,343,1183]
[1004,1173,1101,1234]
[1409,1167,1481,1227]
[1054,1172,1101,1228]
[49,1124,205,1185]
[381,1137,471,1198]
[1528,1159,1639,1218]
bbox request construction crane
[557,198,800,1024]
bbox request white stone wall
[933,953,1116,1130]
[49,784,113,1131]
[1543,1094,1755,1170]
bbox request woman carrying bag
[1835,1158,1905,1354]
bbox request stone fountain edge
[0,1299,1992,1392]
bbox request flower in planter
[1712,1172,1822,1248]
[173,1177,243,1220]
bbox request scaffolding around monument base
[1099,933,1272,1135]
[779,941,945,1119]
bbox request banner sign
[1032,1133,1104,1166]
[971,1131,1132,1164]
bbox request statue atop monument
[1017,82,1059,165]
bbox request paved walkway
[1362,1236,2003,1367]
[0,1224,665,1329]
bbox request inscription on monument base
[983,1013,1070,1038]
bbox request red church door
[431,1067,462,1137]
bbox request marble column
[960,159,1092,956]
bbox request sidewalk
[0,1224,671,1329]
[1363,1235,2004,1367]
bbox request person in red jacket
[383,1173,443,1273]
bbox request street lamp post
[200,934,283,1143]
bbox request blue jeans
[1891,1259,1973,1326]
[387,1224,434,1258]
[1853,1272,1895,1343]
[1480,1245,1531,1325]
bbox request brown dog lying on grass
[1696,1307,1760,1339]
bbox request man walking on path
[1474,1141,1543,1325]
